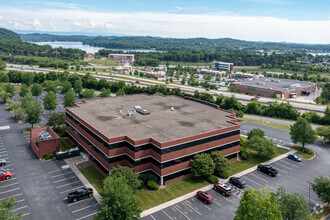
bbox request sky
[1,0,330,44]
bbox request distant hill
[0,28,21,41]
[20,33,91,42]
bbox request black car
[257,165,278,177]
[67,187,93,202]
[229,177,246,188]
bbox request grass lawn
[79,165,105,194]
[291,145,315,160]
[59,139,75,151]
[88,59,118,66]
[238,118,291,131]
[229,147,289,176]
[136,177,208,210]
[311,205,330,220]
[159,61,211,67]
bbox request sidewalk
[64,156,102,204]
[140,147,296,218]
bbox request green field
[88,59,118,66]
[159,61,211,67]
[79,165,105,194]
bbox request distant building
[145,71,166,78]
[197,69,224,75]
[231,72,259,79]
[108,54,135,63]
[230,77,317,99]
[212,61,234,71]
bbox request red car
[0,171,12,180]
[196,191,213,204]
[214,183,232,196]
[250,98,258,101]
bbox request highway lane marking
[243,176,262,187]
[72,203,98,213]
[13,205,28,212]
[278,160,299,168]
[53,176,78,183]
[249,173,269,183]
[271,166,287,173]
[75,212,97,220]
[67,198,94,206]
[162,210,173,220]
[59,186,84,194]
[0,182,19,188]
[56,180,81,188]
[150,215,156,220]
[174,206,190,220]
[275,162,293,171]
[184,201,202,215]
[50,171,73,178]
[0,187,20,194]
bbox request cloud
[0,7,329,44]
[175,6,184,10]
[27,1,81,10]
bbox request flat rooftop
[68,94,235,142]
[232,77,316,91]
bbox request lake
[31,41,159,54]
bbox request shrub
[139,173,158,184]
[207,175,219,184]
[216,171,229,179]
[303,147,313,154]
[146,180,158,190]
[240,146,249,160]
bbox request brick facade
[30,127,60,158]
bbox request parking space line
[13,205,28,212]
[249,173,269,183]
[60,186,84,194]
[17,199,25,203]
[1,154,8,157]
[22,213,30,217]
[271,166,287,173]
[150,215,156,220]
[174,206,190,220]
[162,210,173,220]
[67,198,93,206]
[3,164,12,168]
[0,182,19,188]
[245,184,255,190]
[0,177,17,182]
[76,212,97,220]
[275,162,293,171]
[56,180,81,188]
[53,176,78,183]
[243,176,262,187]
[0,187,20,194]
[0,193,23,201]
[72,203,98,213]
[47,169,63,174]
[0,150,7,153]
[50,171,73,178]
[279,160,299,168]
[184,201,202,215]
[213,199,222,206]
[194,198,212,210]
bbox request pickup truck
[67,187,93,202]
[257,164,278,177]
[0,159,6,167]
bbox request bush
[215,171,229,179]
[146,180,158,190]
[240,146,249,160]
[42,153,55,160]
[207,175,219,184]
[139,173,158,184]
[302,147,313,154]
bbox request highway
[6,64,327,113]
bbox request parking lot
[142,123,330,220]
[0,102,98,220]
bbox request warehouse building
[65,94,240,185]
[230,77,317,99]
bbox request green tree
[21,93,34,109]
[244,101,262,115]
[0,72,9,82]
[312,176,330,204]
[46,83,57,94]
[0,196,22,220]
[247,136,276,159]
[210,151,230,173]
[220,96,242,111]
[43,91,58,113]
[73,80,83,94]
[0,59,6,70]
[276,186,310,220]
[63,89,76,107]
[61,81,72,94]
[14,107,25,121]
[247,128,265,139]
[95,176,141,220]
[290,117,317,152]
[4,83,15,98]
[316,126,330,143]
[190,153,215,178]
[25,100,43,127]
[81,89,95,99]
[46,113,66,128]
[100,88,111,97]
[215,94,225,106]
[234,188,282,220]
[110,166,142,191]
[193,90,200,99]
[31,83,43,98]
[116,89,126,96]
[19,84,29,97]
[181,76,186,85]
[21,72,34,86]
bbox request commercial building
[197,69,224,76]
[108,54,135,63]
[230,77,317,99]
[30,127,60,158]
[65,94,240,185]
[212,61,234,71]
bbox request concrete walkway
[64,156,102,204]
[140,146,296,218]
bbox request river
[31,41,159,54]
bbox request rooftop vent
[171,107,174,111]
[38,131,51,141]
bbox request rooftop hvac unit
[38,131,51,141]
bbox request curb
[304,151,316,161]
[64,157,102,204]
[140,146,294,218]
